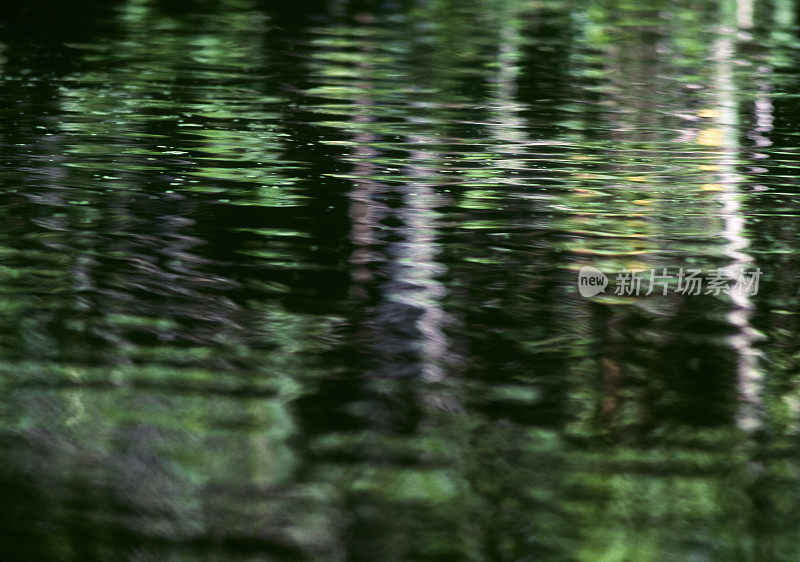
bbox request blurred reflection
[0,0,800,560]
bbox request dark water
[1,0,800,559]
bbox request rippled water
[2,0,800,559]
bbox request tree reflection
[0,0,799,559]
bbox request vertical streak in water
[490,10,526,173]
[347,108,382,300]
[737,0,754,29]
[343,30,457,415]
[751,64,774,150]
[712,26,763,433]
[399,135,449,388]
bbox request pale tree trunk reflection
[346,37,459,435]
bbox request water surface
[2,0,800,560]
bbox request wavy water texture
[1,0,800,560]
